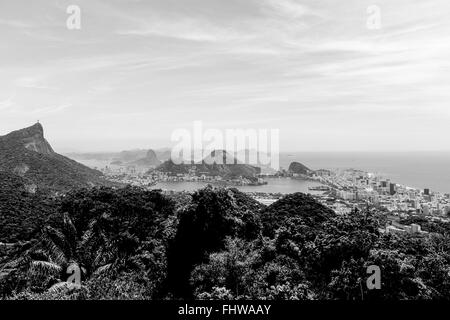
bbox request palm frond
[93,263,113,276]
[29,260,62,278]
[62,212,78,243]
[44,226,68,249]
[49,281,82,293]
[42,237,68,266]
[80,229,95,249]
[93,246,116,268]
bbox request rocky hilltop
[0,123,113,192]
[0,122,54,155]
[156,150,261,179]
[288,161,311,175]
[127,149,161,168]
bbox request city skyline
[1,0,450,152]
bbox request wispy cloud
[262,0,318,19]
[1,0,450,151]
[14,77,56,90]
[29,103,72,115]
[116,15,249,43]
[0,18,33,28]
[0,94,16,111]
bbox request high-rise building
[422,204,430,216]
[424,188,430,196]
[389,183,396,196]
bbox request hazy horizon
[3,121,450,154]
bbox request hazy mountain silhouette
[0,123,113,192]
[126,149,161,168]
[156,150,261,178]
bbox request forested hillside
[2,185,450,300]
[0,171,57,243]
[0,123,115,193]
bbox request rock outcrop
[288,161,311,175]
[0,123,114,192]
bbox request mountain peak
[0,123,115,192]
[5,122,43,137]
[288,161,311,175]
[0,122,54,155]
[31,122,44,134]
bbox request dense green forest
[2,185,450,300]
[0,172,57,243]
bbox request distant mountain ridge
[0,123,113,192]
[156,150,261,179]
[66,148,170,169]
[127,149,161,167]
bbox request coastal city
[308,169,450,235]
[101,165,268,187]
[98,162,450,236]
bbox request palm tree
[27,213,82,292]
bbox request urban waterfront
[149,177,326,195]
[74,151,450,195]
[280,152,450,194]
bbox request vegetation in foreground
[2,185,450,300]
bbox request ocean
[280,152,450,194]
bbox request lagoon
[150,177,325,195]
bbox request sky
[1,0,450,152]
